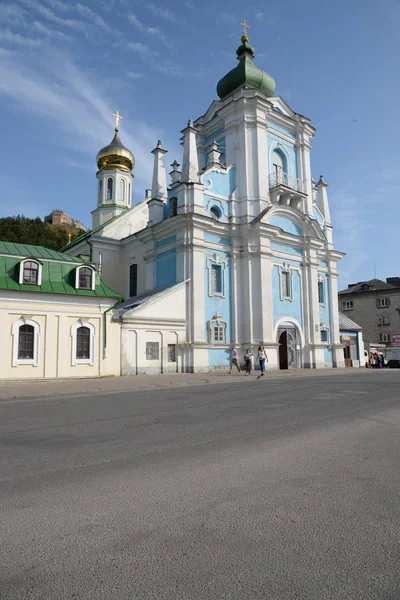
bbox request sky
[0,0,399,289]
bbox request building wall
[338,290,400,348]
[0,292,120,379]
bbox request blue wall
[268,130,298,179]
[272,265,302,327]
[270,242,302,256]
[204,247,231,346]
[208,348,231,367]
[269,216,301,236]
[202,168,236,197]
[204,233,230,246]
[324,347,333,364]
[318,273,332,330]
[156,248,176,287]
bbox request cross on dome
[240,19,250,37]
[112,110,122,131]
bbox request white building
[65,31,345,374]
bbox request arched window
[18,324,34,359]
[22,261,39,285]
[169,197,178,217]
[70,320,96,366]
[77,266,94,290]
[119,178,125,202]
[11,317,41,366]
[99,179,103,202]
[272,149,286,184]
[128,182,131,205]
[107,177,113,201]
[210,206,221,220]
[76,326,91,360]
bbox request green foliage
[0,216,84,251]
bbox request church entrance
[278,325,300,369]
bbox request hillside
[0,216,85,252]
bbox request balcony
[269,172,307,208]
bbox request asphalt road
[1,371,400,599]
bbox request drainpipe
[103,299,122,360]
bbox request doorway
[277,325,300,369]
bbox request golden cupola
[96,111,134,173]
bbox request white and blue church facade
[65,31,345,374]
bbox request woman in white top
[257,344,268,377]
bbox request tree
[0,216,84,251]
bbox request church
[62,27,344,375]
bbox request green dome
[217,36,276,100]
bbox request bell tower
[92,111,135,229]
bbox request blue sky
[0,0,398,288]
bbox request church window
[78,267,93,290]
[169,197,178,217]
[119,179,125,202]
[107,177,113,200]
[71,320,96,365]
[318,279,325,305]
[211,264,222,295]
[22,261,40,285]
[76,326,91,360]
[272,149,288,185]
[208,314,227,344]
[146,342,159,360]
[129,263,138,297]
[99,179,103,202]
[210,206,221,220]
[320,329,329,343]
[12,317,41,366]
[18,325,34,359]
[281,269,291,299]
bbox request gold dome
[96,128,134,172]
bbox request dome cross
[240,19,250,37]
[112,110,122,131]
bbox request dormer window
[75,266,95,291]
[19,260,42,286]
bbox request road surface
[1,371,399,599]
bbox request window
[378,316,390,326]
[320,329,328,343]
[146,342,159,360]
[71,320,95,366]
[211,264,222,295]
[281,270,291,299]
[377,298,390,308]
[380,333,391,343]
[342,300,353,311]
[167,344,177,362]
[169,197,178,217]
[12,317,41,366]
[318,279,325,304]
[213,326,225,343]
[107,177,113,200]
[99,179,103,202]
[76,326,90,360]
[18,325,34,359]
[272,149,284,180]
[128,182,131,204]
[78,267,93,290]
[210,206,221,220]
[208,313,227,345]
[119,178,125,202]
[129,263,138,297]
[22,261,39,285]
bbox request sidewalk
[0,368,367,402]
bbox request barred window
[129,264,138,297]
[281,271,291,298]
[167,344,176,362]
[318,280,325,304]
[146,342,159,360]
[23,261,39,285]
[18,325,34,359]
[76,326,91,360]
[211,264,222,295]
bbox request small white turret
[315,175,331,225]
[169,160,181,186]
[206,140,222,169]
[148,140,168,226]
[181,120,200,183]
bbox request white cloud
[32,20,72,41]
[127,14,161,35]
[128,71,145,79]
[74,3,113,32]
[0,29,41,47]
[0,3,26,25]
[17,0,89,32]
[119,40,159,58]
[255,12,264,22]
[146,4,177,22]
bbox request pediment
[255,205,326,242]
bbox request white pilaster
[181,120,200,183]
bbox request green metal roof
[0,242,122,299]
[0,241,83,263]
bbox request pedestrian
[228,345,241,374]
[257,344,268,378]
[244,348,253,375]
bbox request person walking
[244,348,253,375]
[257,344,268,378]
[228,345,241,374]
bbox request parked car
[386,359,400,369]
